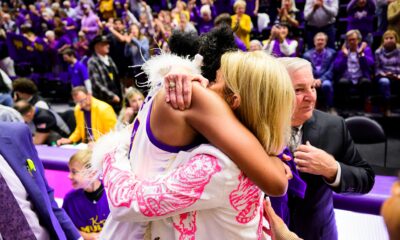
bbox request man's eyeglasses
[75,97,88,105]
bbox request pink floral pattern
[229,172,262,224]
[103,150,137,208]
[173,211,197,240]
[103,152,221,217]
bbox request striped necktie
[289,127,301,154]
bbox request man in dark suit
[279,57,375,240]
[0,122,81,240]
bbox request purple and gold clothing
[62,188,110,233]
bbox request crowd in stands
[0,0,399,118]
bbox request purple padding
[333,175,397,215]
[45,169,73,199]
[36,145,78,171]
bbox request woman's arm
[152,82,288,196]
[101,145,231,221]
[185,84,288,196]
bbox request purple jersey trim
[145,101,197,153]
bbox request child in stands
[62,149,110,240]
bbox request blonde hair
[220,51,294,155]
[281,0,298,12]
[380,30,400,47]
[233,0,246,11]
[125,86,144,101]
[69,149,93,169]
[346,29,362,41]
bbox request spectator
[87,35,121,111]
[174,12,198,34]
[277,0,300,30]
[249,39,263,51]
[376,0,392,34]
[334,30,374,110]
[231,0,252,49]
[263,23,298,57]
[304,0,338,49]
[62,48,92,94]
[98,0,116,20]
[54,27,72,54]
[388,0,400,42]
[0,68,13,107]
[172,0,190,25]
[14,100,71,145]
[107,18,129,85]
[214,13,247,51]
[59,9,78,44]
[62,0,77,20]
[0,105,23,122]
[375,30,400,116]
[347,0,376,44]
[74,31,90,59]
[115,86,144,130]
[1,13,17,33]
[118,24,150,66]
[0,122,81,240]
[81,4,101,42]
[192,4,215,34]
[0,29,16,77]
[137,1,155,38]
[57,86,117,145]
[303,32,336,112]
[63,149,110,240]
[278,57,374,240]
[244,0,260,25]
[12,77,50,110]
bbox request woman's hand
[164,72,209,110]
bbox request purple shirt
[62,188,110,233]
[68,61,89,87]
[235,35,247,51]
[312,49,325,72]
[375,47,400,76]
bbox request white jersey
[98,89,271,240]
[100,88,197,239]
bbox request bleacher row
[1,0,398,113]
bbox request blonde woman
[231,0,252,49]
[375,30,400,116]
[93,49,295,239]
[115,87,144,130]
[278,0,300,28]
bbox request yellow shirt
[231,14,252,49]
[69,97,117,143]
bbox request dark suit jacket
[288,110,375,240]
[0,122,80,240]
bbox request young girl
[115,87,144,130]
[62,149,110,240]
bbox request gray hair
[278,57,312,76]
